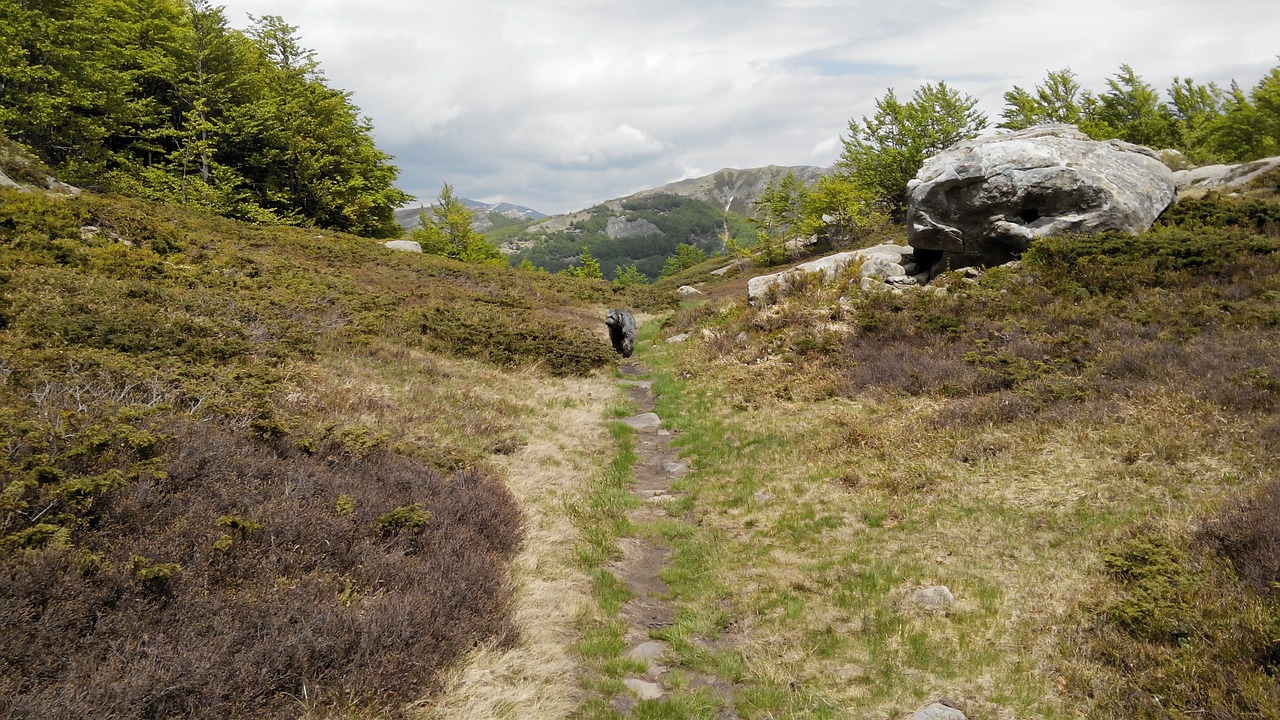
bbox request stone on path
[624,678,665,701]
[664,461,690,476]
[904,702,967,720]
[629,641,667,665]
[619,413,661,432]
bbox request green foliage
[563,245,604,279]
[0,0,410,236]
[410,183,505,265]
[660,243,707,277]
[612,263,648,287]
[1001,62,1280,164]
[412,304,613,376]
[839,82,986,216]
[373,504,432,535]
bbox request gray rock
[629,641,667,665]
[663,461,690,477]
[606,309,637,358]
[606,216,662,240]
[904,702,967,720]
[620,413,661,432]
[909,585,956,611]
[384,240,423,253]
[747,243,914,305]
[666,333,691,344]
[0,169,21,189]
[623,678,665,701]
[907,124,1176,276]
[1173,156,1280,198]
[677,285,704,297]
[709,263,736,276]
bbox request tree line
[753,61,1280,256]
[0,0,411,236]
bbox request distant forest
[0,0,411,236]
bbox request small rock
[904,701,967,720]
[657,429,672,436]
[754,491,772,502]
[623,678,665,701]
[620,413,662,432]
[677,285,704,297]
[617,379,653,390]
[663,461,690,476]
[910,585,956,612]
[629,641,667,665]
[666,333,691,344]
[735,332,748,343]
[384,240,422,253]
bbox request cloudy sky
[216,0,1280,214]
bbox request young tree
[1082,64,1176,148]
[612,264,648,287]
[999,69,1089,130]
[839,82,987,216]
[411,184,504,264]
[661,243,707,277]
[562,246,603,279]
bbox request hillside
[490,166,825,280]
[0,162,671,717]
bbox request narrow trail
[610,361,739,718]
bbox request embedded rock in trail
[1173,156,1280,199]
[904,702,968,720]
[384,240,423,253]
[907,124,1176,276]
[606,309,637,358]
[747,243,918,305]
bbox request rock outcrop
[1173,156,1280,199]
[747,243,922,305]
[606,309,637,358]
[907,125,1176,275]
[383,240,423,253]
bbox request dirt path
[609,362,738,718]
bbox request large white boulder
[384,240,423,253]
[907,125,1176,275]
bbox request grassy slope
[0,186,670,717]
[606,184,1280,717]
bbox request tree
[562,246,603,279]
[410,184,504,264]
[1082,64,1176,148]
[1203,64,1280,162]
[839,82,987,216]
[612,263,648,287]
[661,243,707,277]
[999,69,1089,130]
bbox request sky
[215,0,1280,215]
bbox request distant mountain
[395,199,546,233]
[491,165,828,280]
[631,165,825,215]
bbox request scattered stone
[903,702,967,720]
[383,240,422,253]
[657,429,672,436]
[664,461,690,477]
[620,413,661,432]
[753,491,772,502]
[709,263,736,276]
[735,331,748,343]
[624,678,665,701]
[617,379,653,391]
[907,124,1176,276]
[666,333,691,344]
[678,285,705,297]
[909,585,956,612]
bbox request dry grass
[416,372,619,720]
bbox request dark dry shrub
[1201,479,1280,598]
[1069,526,1280,719]
[0,422,523,719]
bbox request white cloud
[216,0,1280,213]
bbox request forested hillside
[0,0,410,236]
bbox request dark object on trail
[606,309,637,358]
